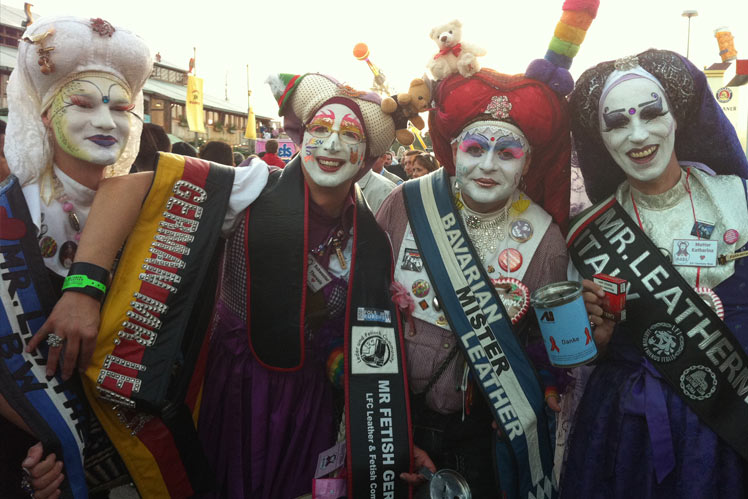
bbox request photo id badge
[672,239,718,267]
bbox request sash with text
[403,170,555,499]
[567,196,748,459]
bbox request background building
[705,59,748,155]
[0,4,280,147]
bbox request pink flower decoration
[390,281,415,315]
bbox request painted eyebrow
[638,92,662,108]
[463,132,491,146]
[603,107,626,116]
[341,113,362,128]
[312,109,335,122]
[493,137,523,149]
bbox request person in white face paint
[562,49,748,498]
[376,67,574,497]
[0,16,154,498]
[32,72,413,498]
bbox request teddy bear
[380,78,431,145]
[427,20,486,80]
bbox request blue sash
[403,170,555,499]
[0,175,88,499]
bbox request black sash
[246,157,412,497]
[567,196,748,459]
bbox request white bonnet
[5,16,153,185]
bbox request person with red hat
[377,66,571,499]
[377,2,601,496]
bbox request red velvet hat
[429,70,572,232]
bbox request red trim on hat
[278,75,300,110]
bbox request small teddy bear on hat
[380,78,431,145]
[427,20,486,80]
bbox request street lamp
[682,10,698,59]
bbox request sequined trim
[614,55,639,71]
[485,95,512,120]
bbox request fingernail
[22,457,32,467]
[46,369,53,377]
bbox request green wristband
[62,274,107,292]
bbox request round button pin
[39,236,58,258]
[510,219,534,243]
[724,229,739,244]
[412,279,431,298]
[498,248,523,273]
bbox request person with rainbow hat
[376,1,600,497]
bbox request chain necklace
[454,190,509,263]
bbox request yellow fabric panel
[82,153,187,497]
[82,381,171,497]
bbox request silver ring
[46,333,64,348]
[20,466,34,497]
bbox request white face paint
[301,102,366,188]
[454,123,529,211]
[600,77,676,183]
[47,74,134,165]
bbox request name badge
[672,239,718,267]
[307,254,333,292]
[315,440,346,478]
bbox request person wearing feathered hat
[27,72,414,498]
[563,49,748,498]
[377,2,600,497]
[0,15,152,497]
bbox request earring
[519,176,527,192]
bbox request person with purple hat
[564,49,748,498]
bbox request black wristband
[63,262,110,302]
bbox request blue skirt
[560,257,748,498]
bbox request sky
[13,0,748,120]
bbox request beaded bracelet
[62,262,109,302]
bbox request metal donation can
[531,281,597,367]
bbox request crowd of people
[0,5,747,499]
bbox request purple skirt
[197,302,337,499]
[560,257,748,498]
